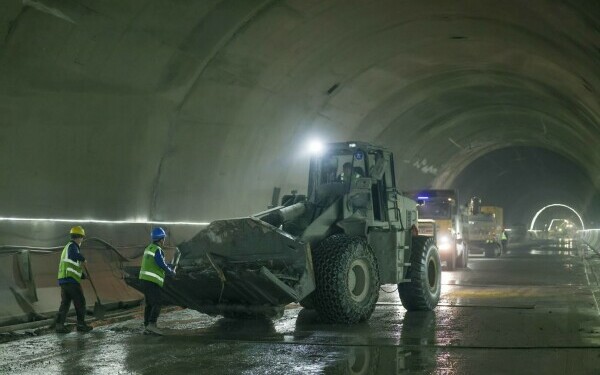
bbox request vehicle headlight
[437,234,452,251]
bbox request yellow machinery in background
[407,190,467,270]
[463,198,504,258]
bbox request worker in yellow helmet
[55,226,93,333]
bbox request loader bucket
[124,217,315,318]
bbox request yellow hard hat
[70,226,86,237]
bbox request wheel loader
[124,141,442,323]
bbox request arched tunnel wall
[0,0,598,325]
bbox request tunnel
[1,0,598,226]
[0,1,599,373]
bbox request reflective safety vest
[501,232,508,240]
[57,241,83,283]
[139,243,166,287]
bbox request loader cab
[307,142,397,225]
[368,149,397,222]
[308,145,367,199]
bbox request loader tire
[299,294,315,310]
[398,236,441,311]
[312,234,380,323]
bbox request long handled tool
[83,264,106,319]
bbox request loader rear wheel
[398,236,441,311]
[312,234,380,323]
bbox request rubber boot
[55,323,70,334]
[76,323,93,332]
[145,323,163,335]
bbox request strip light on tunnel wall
[529,204,585,231]
[0,216,210,226]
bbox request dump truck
[124,141,442,324]
[406,189,467,270]
[462,197,504,258]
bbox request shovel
[83,264,106,319]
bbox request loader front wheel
[398,236,441,311]
[312,234,380,323]
[299,294,315,310]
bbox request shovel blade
[93,302,106,319]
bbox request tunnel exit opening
[529,204,585,231]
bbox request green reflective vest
[139,243,166,287]
[57,241,83,283]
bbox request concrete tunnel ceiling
[0,0,599,225]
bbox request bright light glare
[438,235,451,243]
[0,216,210,226]
[307,139,324,155]
[437,235,451,251]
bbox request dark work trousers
[56,283,87,325]
[142,280,162,326]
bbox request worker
[55,226,93,333]
[501,229,509,252]
[338,162,362,182]
[139,227,176,335]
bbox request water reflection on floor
[1,240,600,374]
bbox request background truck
[124,141,442,323]
[462,197,504,258]
[406,189,467,270]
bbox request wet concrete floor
[2,241,600,374]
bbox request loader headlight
[307,139,324,155]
